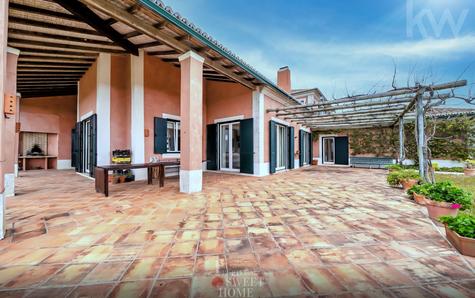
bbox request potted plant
[386,164,403,172]
[464,159,475,176]
[387,170,420,191]
[407,183,432,205]
[424,181,473,220]
[440,214,475,257]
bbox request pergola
[267,80,468,182]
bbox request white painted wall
[4,173,14,197]
[252,90,267,176]
[96,53,111,166]
[402,159,465,168]
[57,160,73,170]
[130,51,146,180]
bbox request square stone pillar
[178,51,204,193]
[4,49,19,197]
[0,0,9,239]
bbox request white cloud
[232,34,475,98]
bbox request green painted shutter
[335,136,349,165]
[308,132,313,165]
[89,114,97,177]
[72,123,80,172]
[299,130,304,167]
[154,117,167,154]
[240,118,254,174]
[288,127,294,169]
[206,124,218,170]
[269,121,277,174]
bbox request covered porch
[0,168,474,297]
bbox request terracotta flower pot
[401,179,418,191]
[464,168,475,176]
[445,225,475,257]
[425,199,459,220]
[413,193,428,205]
[119,176,126,183]
[311,160,318,166]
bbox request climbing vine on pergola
[267,80,468,183]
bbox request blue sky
[166,0,475,106]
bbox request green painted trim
[138,0,297,103]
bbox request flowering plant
[424,181,473,210]
[450,203,462,209]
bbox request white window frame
[322,137,335,164]
[276,124,288,171]
[302,132,309,165]
[219,122,240,172]
[166,120,180,153]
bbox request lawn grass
[435,174,475,197]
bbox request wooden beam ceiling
[53,0,139,55]
[79,0,257,90]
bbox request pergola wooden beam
[54,0,139,55]
[399,116,405,164]
[268,80,467,113]
[286,106,406,121]
[277,98,412,116]
[311,122,395,130]
[298,114,400,124]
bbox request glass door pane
[220,125,230,169]
[83,120,90,172]
[302,133,308,165]
[276,125,287,170]
[323,138,335,163]
[232,123,240,169]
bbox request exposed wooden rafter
[53,0,139,55]
[78,0,256,90]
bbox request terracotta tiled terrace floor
[0,167,474,297]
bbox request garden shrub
[424,181,473,210]
[407,183,432,196]
[387,170,420,186]
[440,214,475,238]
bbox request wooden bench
[350,157,394,169]
[95,160,180,197]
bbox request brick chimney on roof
[277,66,291,93]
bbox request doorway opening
[219,122,240,171]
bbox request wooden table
[95,161,180,197]
[19,155,57,171]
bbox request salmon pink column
[0,0,8,239]
[4,49,19,197]
[178,51,204,193]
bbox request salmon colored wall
[110,55,131,151]
[4,52,18,173]
[205,80,252,124]
[264,94,302,164]
[78,60,97,118]
[143,55,181,161]
[204,80,252,162]
[19,95,77,160]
